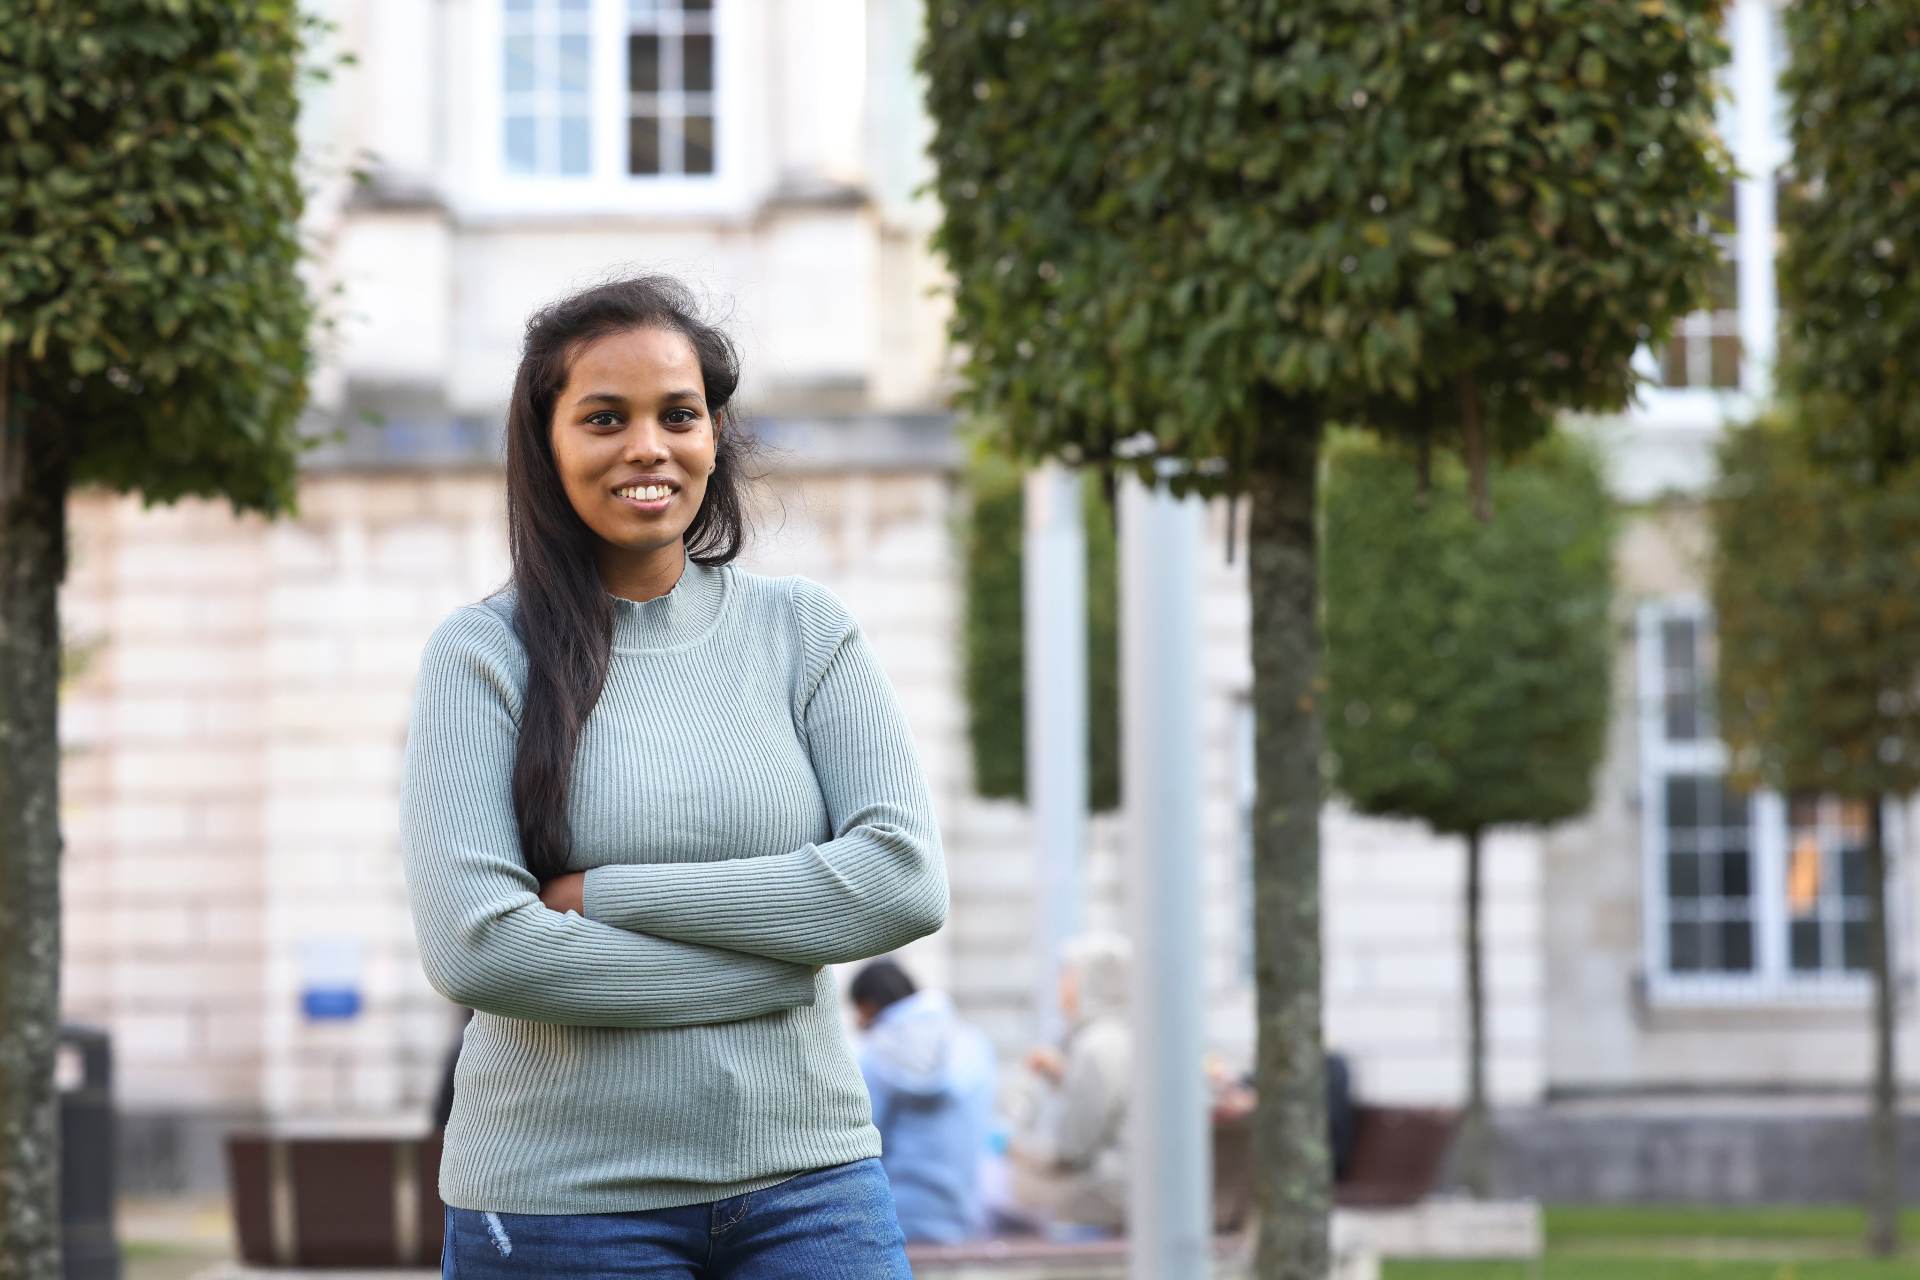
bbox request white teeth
[617,485,671,501]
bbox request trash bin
[57,1024,119,1280]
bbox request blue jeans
[440,1158,912,1278]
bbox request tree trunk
[1459,374,1490,523]
[1247,422,1330,1280]
[1458,827,1492,1198]
[1865,796,1899,1258]
[0,354,70,1280]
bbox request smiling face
[548,326,720,594]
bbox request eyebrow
[572,389,706,407]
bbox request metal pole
[1118,471,1210,1279]
[1023,463,1088,1046]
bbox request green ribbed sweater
[398,554,949,1214]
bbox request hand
[538,871,586,916]
[1025,1046,1065,1083]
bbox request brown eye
[587,411,621,427]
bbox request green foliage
[921,1,1731,491]
[0,0,318,514]
[1710,416,1920,801]
[1776,4,1920,472]
[1322,432,1613,834]
[962,446,1121,812]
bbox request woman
[399,275,948,1278]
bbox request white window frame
[464,0,757,218]
[1639,597,1887,1006]
[1632,0,1784,428]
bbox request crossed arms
[398,604,948,1030]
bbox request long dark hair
[502,275,754,880]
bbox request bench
[220,1104,1456,1270]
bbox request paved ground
[118,1195,233,1280]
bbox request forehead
[561,327,704,397]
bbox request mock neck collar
[604,551,730,653]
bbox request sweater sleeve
[579,586,949,966]
[399,607,819,1028]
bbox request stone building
[55,0,1910,1201]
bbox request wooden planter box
[225,1133,443,1269]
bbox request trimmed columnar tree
[1775,3,1920,473]
[922,4,1727,1271]
[1322,432,1612,1198]
[1765,8,1920,1255]
[962,445,1121,811]
[1710,419,1920,1258]
[0,7,318,1274]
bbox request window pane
[1721,850,1751,897]
[506,0,534,10]
[558,116,590,175]
[684,113,715,174]
[1720,919,1754,972]
[1668,852,1701,900]
[1842,920,1868,972]
[630,34,661,93]
[1709,333,1742,388]
[1667,775,1700,828]
[504,36,536,92]
[1661,336,1690,388]
[504,115,538,174]
[1839,844,1866,898]
[1665,692,1699,741]
[1790,919,1822,971]
[559,34,590,92]
[629,115,661,174]
[684,33,714,92]
[1661,618,1699,740]
[1708,257,1739,311]
[559,0,589,10]
[1669,923,1702,973]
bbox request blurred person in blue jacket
[851,959,997,1243]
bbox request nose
[620,419,671,463]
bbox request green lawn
[1381,1206,1920,1279]
[1547,1207,1920,1248]
[1385,1263,1917,1279]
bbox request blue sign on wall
[297,937,365,1022]
[301,987,363,1021]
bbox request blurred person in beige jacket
[1001,932,1132,1239]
